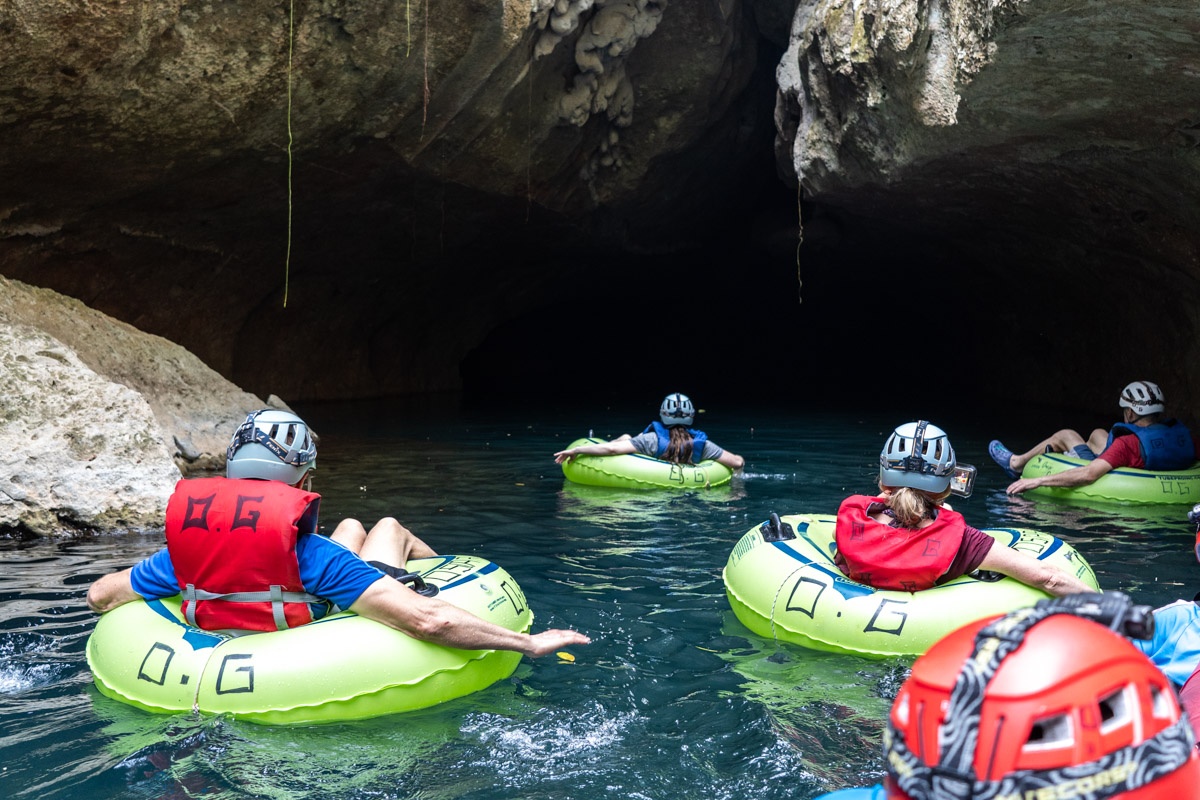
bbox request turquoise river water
[1,400,1196,799]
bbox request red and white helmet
[883,593,1200,800]
[1119,381,1165,416]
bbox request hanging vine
[283,0,296,308]
[422,0,430,130]
[795,183,804,304]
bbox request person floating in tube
[813,592,1200,800]
[832,421,1092,596]
[553,392,745,470]
[1118,504,1200,741]
[87,409,590,658]
[988,380,1199,495]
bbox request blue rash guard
[129,534,388,620]
[1131,598,1200,687]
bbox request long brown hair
[662,425,695,464]
[878,484,952,528]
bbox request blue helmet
[226,409,316,484]
[660,393,695,426]
[879,421,955,493]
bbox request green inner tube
[86,555,532,724]
[723,513,1100,658]
[1021,453,1200,505]
[560,437,732,489]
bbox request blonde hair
[879,483,952,528]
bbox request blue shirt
[814,787,885,800]
[1131,599,1200,686]
[129,534,387,618]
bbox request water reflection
[711,620,903,790]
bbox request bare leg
[358,517,438,570]
[330,518,367,553]
[1010,429,1087,472]
[1085,428,1109,454]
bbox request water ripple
[4,408,1198,799]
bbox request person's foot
[988,440,1021,480]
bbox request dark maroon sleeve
[935,526,995,584]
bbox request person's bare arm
[350,577,590,656]
[977,542,1092,596]
[554,439,637,464]
[715,450,744,470]
[87,568,143,614]
[1006,459,1113,495]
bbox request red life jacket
[165,476,321,631]
[833,494,965,592]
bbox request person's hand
[1007,477,1041,495]
[524,629,592,657]
[553,449,577,464]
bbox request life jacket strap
[182,583,322,630]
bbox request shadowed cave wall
[3,0,1200,420]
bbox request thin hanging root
[422,0,430,130]
[795,184,804,304]
[284,0,295,308]
[526,56,533,223]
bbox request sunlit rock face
[0,318,179,537]
[0,1,778,401]
[0,274,268,465]
[776,0,1200,412]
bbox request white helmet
[879,421,956,493]
[226,409,316,484]
[659,393,695,427]
[1119,381,1165,416]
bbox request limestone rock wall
[0,0,755,219]
[0,277,267,473]
[0,276,282,536]
[776,0,1024,188]
[0,276,268,472]
[774,0,1200,413]
[0,1,772,402]
[0,321,180,537]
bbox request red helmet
[884,594,1200,800]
